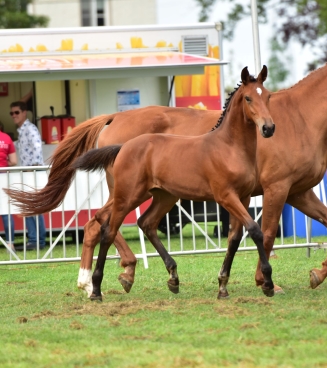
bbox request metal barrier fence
[1,166,327,266]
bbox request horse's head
[241,65,275,138]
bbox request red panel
[41,118,61,144]
[60,117,75,140]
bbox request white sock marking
[77,268,93,298]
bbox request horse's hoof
[274,284,285,294]
[217,291,229,299]
[262,287,274,297]
[167,282,179,294]
[90,293,102,301]
[310,269,323,289]
[118,275,133,293]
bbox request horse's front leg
[77,217,101,297]
[217,214,242,299]
[287,189,327,289]
[221,193,274,297]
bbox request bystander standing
[0,121,17,252]
[9,101,46,251]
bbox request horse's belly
[155,171,213,201]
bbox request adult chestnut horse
[6,64,327,295]
[72,65,276,300]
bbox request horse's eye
[245,96,251,102]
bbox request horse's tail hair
[72,145,123,172]
[3,114,116,216]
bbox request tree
[194,0,218,22]
[0,0,48,29]
[222,0,327,71]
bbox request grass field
[1,228,327,368]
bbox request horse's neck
[285,65,327,134]
[219,92,257,158]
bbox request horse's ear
[241,66,250,85]
[257,65,268,84]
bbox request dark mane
[211,75,257,132]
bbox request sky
[156,0,312,88]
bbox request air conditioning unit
[182,35,208,56]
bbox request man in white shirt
[10,101,46,251]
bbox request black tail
[72,145,123,172]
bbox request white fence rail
[1,166,327,265]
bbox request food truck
[0,22,228,238]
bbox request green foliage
[222,0,327,68]
[222,0,270,41]
[194,0,218,22]
[0,0,48,29]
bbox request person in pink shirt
[0,121,17,252]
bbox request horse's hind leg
[255,186,288,293]
[217,214,243,299]
[91,215,113,300]
[78,217,101,297]
[287,189,327,289]
[77,210,137,296]
[91,199,132,300]
[114,231,137,293]
[137,189,180,293]
[93,199,138,294]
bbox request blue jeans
[1,215,15,243]
[26,215,46,246]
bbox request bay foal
[73,66,276,300]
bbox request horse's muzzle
[262,123,275,138]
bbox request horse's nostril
[262,124,275,137]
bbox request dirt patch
[17,316,28,323]
[32,310,55,319]
[69,320,84,330]
[24,339,37,347]
[239,322,260,330]
[234,296,273,305]
[29,297,268,322]
[104,289,126,295]
[214,304,249,317]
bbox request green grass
[1,230,327,367]
[1,221,326,262]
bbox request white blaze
[256,87,262,95]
